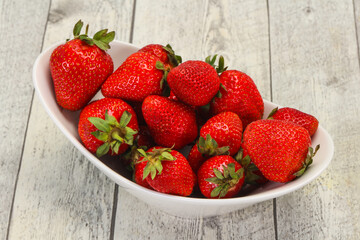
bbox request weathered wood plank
[7,0,134,239]
[269,0,360,239]
[0,0,50,239]
[114,1,275,239]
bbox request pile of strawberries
[50,21,320,199]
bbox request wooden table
[1,0,359,239]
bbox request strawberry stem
[71,19,115,51]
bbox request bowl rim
[33,40,335,206]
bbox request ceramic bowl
[33,40,334,218]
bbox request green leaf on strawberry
[206,163,244,198]
[138,148,176,180]
[71,19,115,51]
[88,110,137,157]
[197,134,230,156]
[294,144,320,177]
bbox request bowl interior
[33,40,334,216]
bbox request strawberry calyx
[197,134,230,157]
[206,163,244,198]
[137,147,176,180]
[205,55,228,74]
[267,107,279,119]
[294,144,320,177]
[163,44,182,67]
[234,149,262,185]
[88,110,137,157]
[70,20,115,51]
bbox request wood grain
[269,0,360,239]
[2,0,358,239]
[0,0,50,239]
[114,1,275,239]
[6,0,134,239]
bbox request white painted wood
[6,0,134,239]
[0,0,50,239]
[2,0,358,239]
[269,0,360,239]
[114,1,275,239]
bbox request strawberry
[210,70,264,128]
[142,95,198,149]
[268,107,319,137]
[78,98,139,157]
[242,119,319,183]
[138,44,181,69]
[135,147,196,196]
[187,142,206,173]
[101,51,165,102]
[187,112,243,172]
[50,20,114,111]
[166,60,220,106]
[198,155,244,198]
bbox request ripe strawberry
[168,91,178,101]
[242,119,319,183]
[198,155,244,198]
[187,112,243,172]
[142,95,198,149]
[50,20,114,111]
[187,142,206,173]
[135,147,196,196]
[101,52,165,102]
[210,70,264,128]
[138,44,181,69]
[78,98,139,157]
[166,60,220,106]
[268,107,319,137]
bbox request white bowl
[33,40,334,218]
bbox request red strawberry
[138,44,181,68]
[135,147,196,196]
[167,60,220,106]
[101,52,165,102]
[187,142,206,173]
[242,119,319,183]
[142,95,198,149]
[168,91,178,101]
[210,70,264,128]
[78,98,139,157]
[268,107,319,137]
[198,155,244,198]
[187,112,243,172]
[50,20,114,111]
